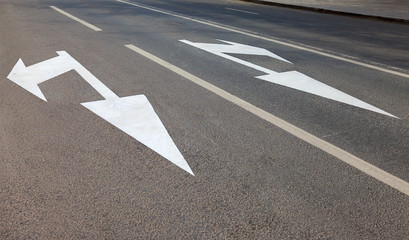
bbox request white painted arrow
[82,95,194,175]
[7,51,193,175]
[180,39,291,74]
[7,51,118,101]
[181,39,397,118]
[7,51,77,101]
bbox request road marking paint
[7,51,193,175]
[116,0,409,79]
[181,39,396,118]
[50,6,102,32]
[126,43,409,196]
[82,95,194,175]
[182,39,291,66]
[225,7,259,15]
[8,51,116,101]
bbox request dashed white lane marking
[117,0,409,79]
[125,43,409,196]
[225,7,259,15]
[50,6,102,32]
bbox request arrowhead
[7,58,26,76]
[7,58,47,101]
[257,71,398,118]
[81,95,194,175]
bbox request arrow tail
[22,52,77,82]
[181,39,291,63]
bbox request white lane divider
[50,6,102,32]
[225,7,259,15]
[116,0,409,80]
[125,43,409,196]
[7,51,193,175]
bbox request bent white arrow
[7,51,77,101]
[181,39,397,118]
[7,51,193,175]
[7,51,117,101]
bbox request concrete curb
[239,0,409,24]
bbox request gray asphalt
[139,0,409,70]
[1,0,409,239]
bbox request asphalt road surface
[1,0,409,239]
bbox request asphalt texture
[1,0,409,239]
[240,0,409,22]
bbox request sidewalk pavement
[241,0,409,22]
